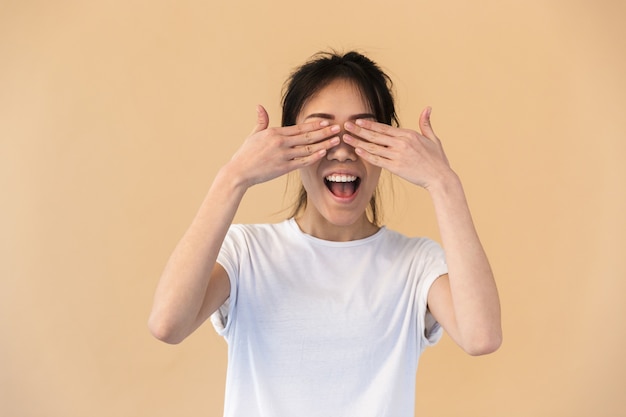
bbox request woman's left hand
[343,107,453,190]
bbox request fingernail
[330,136,340,145]
[320,120,330,127]
[330,124,340,133]
[345,121,355,129]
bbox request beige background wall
[1,0,625,416]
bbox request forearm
[148,164,248,343]
[429,172,502,353]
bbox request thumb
[419,106,437,140]
[251,104,270,134]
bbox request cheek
[298,167,320,192]
[366,166,383,189]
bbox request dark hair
[282,51,399,225]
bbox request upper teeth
[326,174,357,183]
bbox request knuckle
[378,123,391,133]
[408,131,420,141]
[364,142,377,153]
[396,140,409,152]
[369,153,381,164]
[272,136,285,147]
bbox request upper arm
[194,263,231,331]
[427,273,462,346]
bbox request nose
[326,133,357,162]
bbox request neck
[294,210,379,242]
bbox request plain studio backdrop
[1,1,625,416]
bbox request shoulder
[224,220,296,246]
[379,227,444,256]
[227,220,284,235]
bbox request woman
[149,51,502,416]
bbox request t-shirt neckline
[286,217,386,247]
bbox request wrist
[214,162,252,197]
[426,169,463,198]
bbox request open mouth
[324,174,361,198]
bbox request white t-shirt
[211,218,447,417]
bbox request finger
[343,133,394,160]
[354,146,392,170]
[280,119,331,137]
[352,119,402,137]
[419,106,438,141]
[250,105,270,134]
[287,123,341,146]
[289,136,340,159]
[343,121,394,146]
[287,147,331,168]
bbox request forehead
[297,79,372,121]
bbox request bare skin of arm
[343,107,502,355]
[425,174,501,355]
[148,106,341,344]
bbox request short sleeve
[415,240,448,349]
[209,225,244,338]
[210,294,231,336]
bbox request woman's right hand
[226,105,341,188]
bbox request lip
[322,168,362,203]
[322,168,362,179]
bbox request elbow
[148,314,186,345]
[463,331,502,356]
